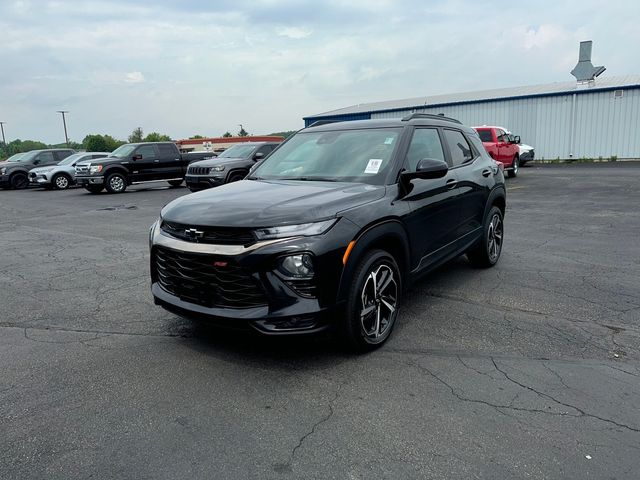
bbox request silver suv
[29,152,110,190]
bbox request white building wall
[371,88,640,159]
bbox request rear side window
[157,144,176,157]
[443,129,474,167]
[405,128,445,171]
[137,145,157,159]
[477,129,493,142]
[35,151,56,164]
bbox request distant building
[175,135,285,153]
[303,75,640,160]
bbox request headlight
[254,219,337,240]
[209,165,225,173]
[89,165,103,174]
[278,254,314,278]
[0,168,6,175]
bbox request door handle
[154,159,160,163]
[481,169,492,177]
[446,178,457,189]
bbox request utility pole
[57,111,70,147]
[0,122,6,157]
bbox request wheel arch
[486,186,506,219]
[225,168,249,182]
[337,219,411,301]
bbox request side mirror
[132,154,142,161]
[514,135,521,144]
[401,158,449,181]
[253,152,265,161]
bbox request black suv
[185,142,280,191]
[0,149,75,189]
[75,142,186,194]
[150,115,506,350]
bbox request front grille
[188,165,210,176]
[154,246,267,309]
[161,221,255,246]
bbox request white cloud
[277,26,312,39]
[124,71,145,84]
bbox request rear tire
[52,173,71,190]
[467,206,504,268]
[10,172,29,190]
[508,156,519,178]
[85,185,104,194]
[168,179,183,187]
[105,172,127,194]
[341,249,402,352]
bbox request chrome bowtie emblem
[184,228,204,240]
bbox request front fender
[336,219,411,302]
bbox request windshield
[110,144,136,158]
[218,144,257,158]
[8,151,38,162]
[58,153,85,166]
[6,153,26,162]
[251,128,401,184]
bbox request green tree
[128,127,144,143]
[237,126,249,137]
[222,131,233,138]
[143,132,172,142]
[189,135,205,139]
[82,134,125,152]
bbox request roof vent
[571,41,606,83]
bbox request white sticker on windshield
[384,137,394,145]
[364,159,383,174]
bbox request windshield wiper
[280,177,339,182]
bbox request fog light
[278,254,314,278]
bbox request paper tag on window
[364,159,383,174]
[384,137,394,145]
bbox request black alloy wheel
[10,172,29,190]
[467,206,504,267]
[342,249,401,351]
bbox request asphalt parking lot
[1,163,639,479]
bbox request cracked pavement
[1,163,639,479]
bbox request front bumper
[29,173,51,185]
[0,175,9,187]
[76,175,105,187]
[520,150,535,164]
[185,174,225,190]
[149,218,356,335]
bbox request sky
[1,0,639,144]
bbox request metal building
[303,75,640,160]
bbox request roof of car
[304,117,476,134]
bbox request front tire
[467,206,504,268]
[10,172,29,190]
[105,173,127,194]
[508,156,519,178]
[227,172,245,183]
[52,173,71,190]
[341,249,402,352]
[168,179,183,187]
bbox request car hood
[162,179,385,227]
[189,157,245,168]
[29,165,60,173]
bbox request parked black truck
[75,142,188,194]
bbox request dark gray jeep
[185,142,280,192]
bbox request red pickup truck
[473,126,520,178]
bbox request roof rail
[306,119,340,128]
[401,113,462,124]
